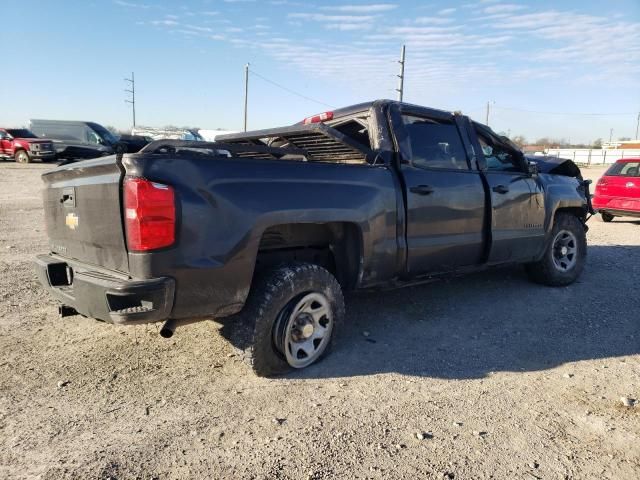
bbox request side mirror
[527,161,539,176]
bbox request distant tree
[511,135,527,147]
[535,137,570,147]
[105,125,119,135]
[592,138,602,148]
[618,137,631,141]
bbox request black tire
[525,213,586,286]
[14,150,30,163]
[601,212,614,223]
[227,263,345,377]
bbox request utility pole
[485,101,490,126]
[124,72,136,127]
[396,45,405,102]
[243,63,249,132]
[635,112,639,139]
[609,128,613,143]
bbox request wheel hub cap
[291,313,315,341]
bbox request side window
[476,129,524,173]
[87,129,102,145]
[401,115,468,170]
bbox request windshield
[88,123,118,145]
[6,129,38,139]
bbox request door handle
[492,185,509,194]
[410,185,434,195]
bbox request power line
[248,69,335,109]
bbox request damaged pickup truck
[34,100,593,376]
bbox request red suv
[0,128,56,163]
[592,158,640,222]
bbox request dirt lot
[0,162,638,479]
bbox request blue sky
[2,0,639,143]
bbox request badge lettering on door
[65,213,79,230]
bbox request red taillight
[597,177,608,186]
[124,177,175,251]
[302,111,334,124]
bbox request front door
[392,107,487,275]
[473,125,546,264]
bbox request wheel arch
[550,206,588,230]
[255,221,363,291]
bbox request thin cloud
[483,4,527,14]
[114,0,150,8]
[289,13,377,23]
[326,23,373,31]
[325,4,397,13]
[151,19,178,26]
[415,17,454,25]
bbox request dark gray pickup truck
[35,100,593,375]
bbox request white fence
[545,149,640,165]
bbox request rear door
[391,105,486,275]
[470,124,545,264]
[41,156,129,272]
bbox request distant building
[602,140,640,149]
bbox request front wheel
[525,213,586,286]
[601,212,614,222]
[14,150,30,163]
[228,263,345,377]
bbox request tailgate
[41,156,129,273]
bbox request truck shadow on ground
[252,244,639,380]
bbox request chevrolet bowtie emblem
[65,212,79,230]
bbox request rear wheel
[525,213,586,286]
[601,212,614,222]
[14,150,30,163]
[228,263,344,376]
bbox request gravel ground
[0,162,638,479]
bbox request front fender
[541,174,588,234]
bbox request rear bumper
[593,195,640,217]
[595,208,640,218]
[34,254,175,324]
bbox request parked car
[34,100,593,376]
[0,128,56,163]
[131,126,204,141]
[30,119,122,160]
[592,158,640,222]
[116,134,151,153]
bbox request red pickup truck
[0,128,56,163]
